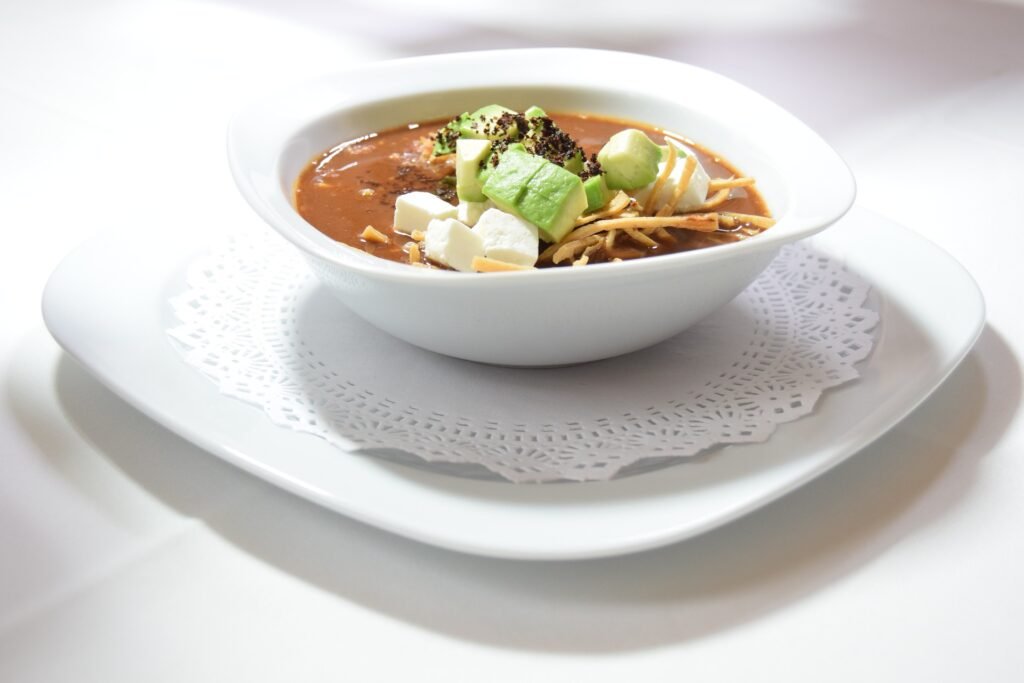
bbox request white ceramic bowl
[228,49,854,366]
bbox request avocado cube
[524,105,547,119]
[583,174,613,211]
[597,129,662,190]
[458,104,519,140]
[455,138,492,202]
[515,161,587,243]
[564,150,584,175]
[477,162,493,190]
[432,112,469,155]
[480,148,546,212]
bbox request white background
[1,0,1022,680]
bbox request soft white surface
[472,208,538,266]
[156,223,888,487]
[393,191,459,235]
[2,0,1023,679]
[423,217,482,272]
[631,140,712,213]
[456,199,492,226]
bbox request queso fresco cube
[393,192,458,234]
[457,199,494,227]
[424,217,484,272]
[472,208,539,267]
[631,140,711,213]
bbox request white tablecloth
[2,1,1022,679]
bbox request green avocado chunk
[480,146,546,211]
[564,150,584,176]
[458,104,519,140]
[524,105,546,119]
[481,145,587,243]
[515,162,587,243]
[455,138,493,202]
[597,129,662,190]
[583,174,613,212]
[432,113,468,155]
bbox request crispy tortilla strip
[538,241,560,263]
[573,240,607,267]
[656,154,698,217]
[719,211,776,229]
[552,235,602,264]
[558,221,621,245]
[624,227,658,247]
[583,241,603,257]
[561,210,709,245]
[642,142,677,215]
[653,226,675,242]
[545,214,717,263]
[709,177,755,191]
[575,192,632,226]
[698,188,732,211]
[360,225,389,244]
[551,242,582,264]
[471,256,533,272]
[604,228,618,251]
[586,213,719,233]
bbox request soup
[295,109,772,271]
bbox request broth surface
[295,113,770,266]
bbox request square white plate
[42,206,983,560]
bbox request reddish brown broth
[294,113,771,266]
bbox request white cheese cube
[630,140,711,213]
[393,191,458,234]
[456,199,494,227]
[424,218,484,272]
[472,208,539,267]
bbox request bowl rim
[227,48,855,287]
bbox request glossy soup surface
[294,113,771,266]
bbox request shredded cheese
[360,225,389,244]
[471,256,533,272]
[407,242,421,264]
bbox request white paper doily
[168,230,878,483]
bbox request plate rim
[41,205,985,560]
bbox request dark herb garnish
[432,109,597,180]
